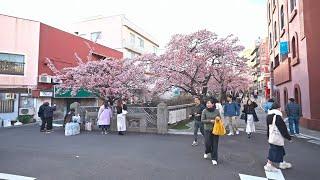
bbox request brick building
[267,0,320,130]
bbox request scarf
[268,109,283,117]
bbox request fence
[79,103,195,134]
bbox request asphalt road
[0,125,319,180]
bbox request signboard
[280,41,289,55]
[54,87,95,98]
[40,91,53,97]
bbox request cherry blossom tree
[135,30,251,101]
[47,54,147,103]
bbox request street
[0,124,319,180]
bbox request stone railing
[79,103,195,134]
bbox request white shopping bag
[85,122,92,131]
[72,123,80,135]
[65,123,73,136]
[3,120,11,127]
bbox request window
[130,33,135,45]
[274,22,277,42]
[280,6,284,30]
[0,93,14,113]
[294,85,301,105]
[292,37,297,58]
[0,53,25,75]
[138,37,144,48]
[268,3,271,20]
[290,0,296,12]
[90,32,101,42]
[269,33,272,49]
[284,88,288,107]
[274,55,279,69]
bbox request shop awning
[54,87,96,98]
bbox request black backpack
[43,106,53,118]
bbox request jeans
[40,118,53,131]
[204,130,219,160]
[194,121,204,142]
[288,116,300,134]
[225,116,238,134]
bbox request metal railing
[0,61,24,75]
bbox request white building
[69,14,159,58]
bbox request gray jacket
[201,108,221,130]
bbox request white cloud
[0,0,267,48]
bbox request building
[0,14,122,122]
[68,14,159,58]
[258,38,271,99]
[267,0,320,130]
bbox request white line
[0,173,36,180]
[265,169,285,180]
[308,140,320,145]
[239,174,267,180]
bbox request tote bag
[268,115,284,146]
[212,117,226,136]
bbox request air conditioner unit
[5,93,15,99]
[39,75,52,83]
[19,108,35,115]
[52,78,63,84]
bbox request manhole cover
[223,152,256,165]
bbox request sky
[0,0,267,49]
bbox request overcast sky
[0,0,267,49]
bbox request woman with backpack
[97,101,113,135]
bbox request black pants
[204,129,219,160]
[41,118,53,131]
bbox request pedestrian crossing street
[240,168,285,180]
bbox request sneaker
[192,141,198,146]
[227,132,234,136]
[279,162,292,169]
[203,154,209,159]
[247,133,251,139]
[104,131,109,135]
[212,160,218,165]
[264,163,278,172]
[101,131,105,135]
[236,131,240,135]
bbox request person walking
[97,101,113,135]
[264,102,292,172]
[189,97,205,146]
[224,95,240,136]
[38,102,56,133]
[201,99,221,166]
[243,99,259,138]
[286,98,302,135]
[116,100,128,135]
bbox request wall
[0,14,40,88]
[303,0,320,129]
[38,23,123,90]
[0,95,19,121]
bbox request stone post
[157,102,168,134]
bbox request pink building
[267,0,320,130]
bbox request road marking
[265,169,285,180]
[307,140,320,145]
[0,173,36,180]
[239,174,267,180]
[240,169,286,180]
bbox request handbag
[212,117,226,136]
[240,113,246,120]
[268,115,284,146]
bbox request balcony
[274,58,291,85]
[123,40,144,55]
[0,61,24,75]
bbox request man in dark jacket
[285,98,302,135]
[189,97,205,146]
[38,102,56,133]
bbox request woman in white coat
[116,100,128,135]
[97,101,112,135]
